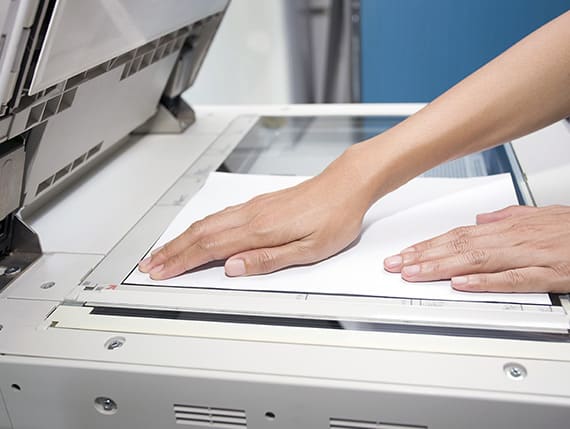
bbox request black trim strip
[89,306,570,343]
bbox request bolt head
[4,266,20,276]
[104,336,126,350]
[504,363,527,380]
[94,397,118,415]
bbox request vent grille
[330,417,427,429]
[174,404,247,428]
[35,141,103,196]
[120,27,188,81]
[25,87,77,130]
[21,25,191,132]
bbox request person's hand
[138,150,374,280]
[383,205,570,293]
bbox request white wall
[184,0,308,104]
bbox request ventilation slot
[71,154,86,170]
[330,417,427,429]
[53,163,72,183]
[120,27,189,81]
[86,141,103,159]
[34,141,104,196]
[42,96,60,121]
[174,404,247,428]
[36,176,54,196]
[58,88,77,113]
[26,103,44,128]
[25,87,79,131]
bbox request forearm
[346,11,570,206]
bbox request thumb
[476,205,536,224]
[225,243,315,277]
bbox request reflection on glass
[222,115,512,179]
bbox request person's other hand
[384,205,570,293]
[139,150,373,280]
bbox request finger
[140,207,250,272]
[385,232,515,272]
[225,242,317,277]
[399,247,535,282]
[451,266,567,293]
[476,205,536,224]
[149,225,269,280]
[401,221,511,255]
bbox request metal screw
[4,266,20,276]
[94,397,118,415]
[40,281,55,289]
[504,363,527,380]
[105,336,126,350]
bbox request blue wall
[360,0,569,102]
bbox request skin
[140,11,570,293]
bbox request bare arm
[140,11,570,292]
[350,10,570,207]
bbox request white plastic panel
[29,0,228,94]
[26,130,217,255]
[2,253,102,301]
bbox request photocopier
[1,1,570,428]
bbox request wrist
[341,135,414,204]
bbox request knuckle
[248,214,272,236]
[188,219,207,237]
[294,242,317,262]
[463,249,488,267]
[503,270,525,289]
[153,243,175,264]
[405,251,421,264]
[533,239,551,251]
[158,243,174,259]
[415,240,431,251]
[253,249,277,272]
[507,221,539,235]
[425,262,442,276]
[450,226,473,240]
[553,262,570,278]
[248,193,270,207]
[473,275,489,289]
[166,253,188,273]
[195,237,220,259]
[448,238,471,254]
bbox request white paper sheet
[125,172,551,305]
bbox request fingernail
[402,264,420,276]
[149,264,164,278]
[452,276,469,286]
[451,276,471,289]
[138,256,152,271]
[384,255,403,268]
[225,259,246,277]
[401,247,415,254]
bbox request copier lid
[28,0,228,94]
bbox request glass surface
[221,115,513,179]
[222,116,403,176]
